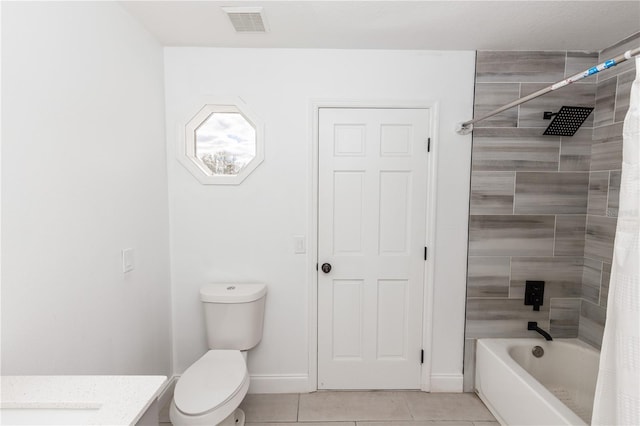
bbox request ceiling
[120,1,640,52]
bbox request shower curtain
[591,57,640,426]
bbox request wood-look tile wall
[580,32,640,348]
[463,38,638,390]
[467,49,597,346]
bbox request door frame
[307,100,440,392]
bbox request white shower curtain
[592,57,640,426]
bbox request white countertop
[1,375,167,426]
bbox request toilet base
[219,408,245,426]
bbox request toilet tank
[199,283,267,350]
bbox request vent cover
[222,7,268,32]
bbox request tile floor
[162,391,498,426]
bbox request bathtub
[475,338,599,426]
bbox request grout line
[512,171,517,215]
[605,170,611,216]
[508,256,513,298]
[516,83,522,128]
[296,393,300,422]
[402,391,415,420]
[491,171,595,174]
[597,261,604,306]
[552,215,557,256]
[558,134,562,172]
[613,75,619,123]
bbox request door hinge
[316,263,318,271]
[421,349,424,364]
[424,246,428,261]
[427,138,431,152]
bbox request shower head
[543,106,594,136]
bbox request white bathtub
[475,338,599,426]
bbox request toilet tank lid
[200,283,267,303]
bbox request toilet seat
[174,350,248,416]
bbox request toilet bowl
[169,283,266,426]
[170,350,249,425]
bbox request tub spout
[527,321,553,341]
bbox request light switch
[293,236,306,254]
[122,248,135,273]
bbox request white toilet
[170,283,267,426]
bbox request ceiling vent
[222,7,268,33]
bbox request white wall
[165,48,475,391]
[1,2,172,376]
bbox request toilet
[170,283,267,426]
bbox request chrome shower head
[543,106,594,136]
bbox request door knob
[321,263,332,273]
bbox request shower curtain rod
[456,47,640,135]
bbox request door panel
[318,108,430,389]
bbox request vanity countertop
[1,375,167,425]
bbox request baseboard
[248,374,310,394]
[430,373,464,392]
[166,372,459,394]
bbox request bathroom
[2,1,639,425]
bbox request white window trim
[179,103,264,185]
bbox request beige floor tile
[159,399,171,423]
[473,422,500,426]
[298,391,412,422]
[403,393,496,421]
[247,423,355,426]
[240,393,300,422]
[358,422,474,426]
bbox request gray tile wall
[580,31,640,348]
[464,36,639,391]
[464,49,598,391]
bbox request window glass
[194,112,256,176]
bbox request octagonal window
[181,104,264,185]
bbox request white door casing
[317,107,430,389]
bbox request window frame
[179,103,264,185]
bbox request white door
[317,107,430,389]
